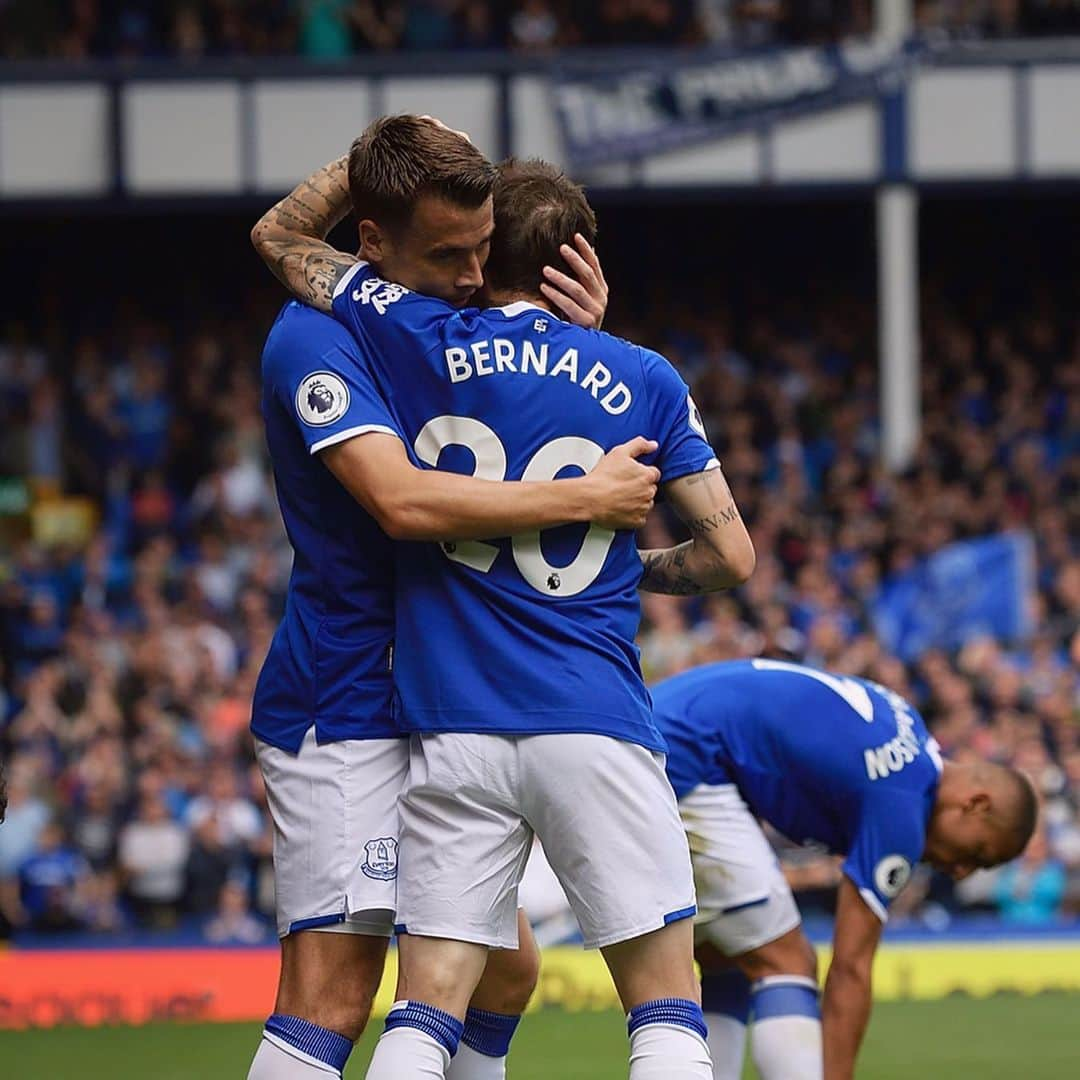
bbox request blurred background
[0,1,1078,1074]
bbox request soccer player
[257,125,756,1079]
[248,122,657,1080]
[652,658,1038,1080]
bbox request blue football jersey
[252,301,400,752]
[332,263,718,752]
[654,659,943,920]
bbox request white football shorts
[255,728,409,938]
[395,732,697,950]
[679,783,801,956]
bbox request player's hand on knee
[587,437,660,530]
[541,234,609,330]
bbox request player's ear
[359,218,389,261]
[966,791,992,816]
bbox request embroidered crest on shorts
[361,837,399,881]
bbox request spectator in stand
[116,790,190,927]
[66,780,124,872]
[119,358,171,473]
[994,825,1067,925]
[186,814,238,914]
[297,0,357,58]
[0,759,51,935]
[353,0,405,50]
[16,819,90,932]
[203,877,271,943]
[458,0,501,47]
[401,0,458,48]
[0,763,50,843]
[25,377,65,493]
[182,764,261,914]
[639,594,698,681]
[81,869,128,933]
[509,0,562,50]
[14,594,65,671]
[172,4,208,60]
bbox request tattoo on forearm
[251,155,357,309]
[262,244,358,309]
[686,501,742,538]
[272,208,310,230]
[272,157,351,238]
[639,543,706,596]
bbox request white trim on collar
[495,300,551,318]
[332,260,368,300]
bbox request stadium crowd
[0,217,1078,943]
[3,1,1080,62]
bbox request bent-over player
[652,658,1037,1080]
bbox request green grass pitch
[2,995,1076,1079]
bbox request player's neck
[934,760,961,808]
[484,288,555,317]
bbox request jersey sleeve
[266,302,403,456]
[640,348,720,483]
[842,790,929,922]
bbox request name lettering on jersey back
[445,338,633,415]
[864,710,923,781]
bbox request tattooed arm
[250,156,358,312]
[639,465,755,595]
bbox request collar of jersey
[492,300,555,319]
